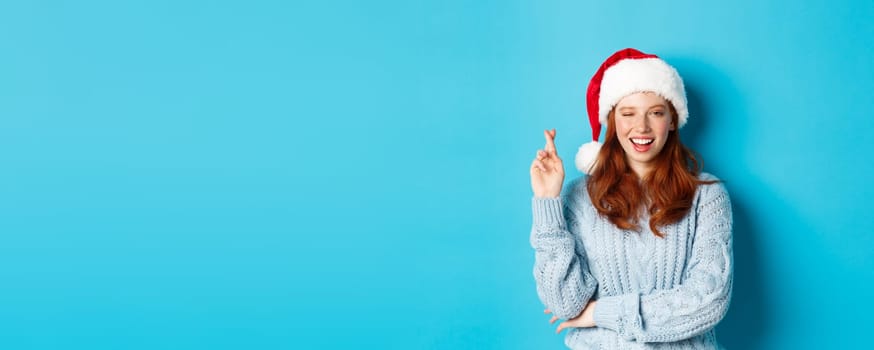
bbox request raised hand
[530,128,564,198]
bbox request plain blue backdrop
[1,0,872,349]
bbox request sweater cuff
[593,295,623,331]
[531,196,566,229]
[594,294,641,339]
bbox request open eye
[651,110,665,117]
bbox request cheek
[654,120,672,137]
[615,120,633,135]
[659,127,671,139]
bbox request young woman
[528,48,733,349]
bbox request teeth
[631,138,654,145]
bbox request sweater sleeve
[530,181,598,320]
[592,182,733,343]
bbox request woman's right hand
[530,128,564,198]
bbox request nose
[634,115,651,132]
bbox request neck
[628,160,652,179]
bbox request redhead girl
[529,48,733,349]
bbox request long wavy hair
[586,102,717,238]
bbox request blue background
[1,0,872,349]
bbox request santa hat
[575,48,689,174]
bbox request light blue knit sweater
[531,173,732,349]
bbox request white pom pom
[575,141,602,175]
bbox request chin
[622,148,661,165]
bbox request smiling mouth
[629,138,655,152]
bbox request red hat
[575,48,689,174]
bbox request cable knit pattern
[531,173,732,349]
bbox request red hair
[586,103,717,238]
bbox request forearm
[531,196,597,319]
[593,277,731,342]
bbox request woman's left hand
[544,300,598,334]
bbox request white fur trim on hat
[597,57,688,128]
[575,141,602,175]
